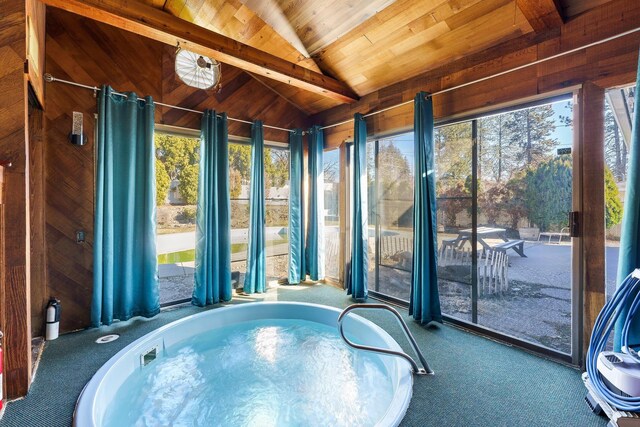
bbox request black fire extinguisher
[46,298,61,341]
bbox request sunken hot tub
[74,302,413,426]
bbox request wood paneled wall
[0,0,33,399]
[42,9,309,334]
[44,10,164,332]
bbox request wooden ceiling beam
[40,0,359,103]
[516,0,564,32]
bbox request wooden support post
[0,0,33,398]
[29,103,47,338]
[580,82,606,363]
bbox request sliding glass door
[474,100,574,355]
[366,97,576,358]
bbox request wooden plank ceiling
[138,0,614,115]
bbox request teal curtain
[288,129,306,284]
[92,86,159,327]
[346,114,368,301]
[306,125,325,280]
[614,56,640,350]
[409,92,442,324]
[192,110,232,306]
[244,121,266,294]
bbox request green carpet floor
[0,284,607,426]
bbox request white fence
[439,244,509,296]
[326,233,510,296]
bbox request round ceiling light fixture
[175,47,221,91]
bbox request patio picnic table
[457,227,508,251]
[442,226,527,257]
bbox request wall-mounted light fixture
[70,111,86,146]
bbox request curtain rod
[43,74,296,134]
[320,25,640,131]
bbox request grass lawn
[158,243,248,264]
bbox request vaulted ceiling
[138,0,615,115]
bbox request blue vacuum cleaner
[585,269,640,426]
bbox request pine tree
[434,122,472,185]
[434,123,473,227]
[604,101,627,182]
[478,114,509,182]
[503,105,557,168]
[377,141,413,201]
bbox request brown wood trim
[580,82,606,361]
[571,89,584,366]
[40,0,359,103]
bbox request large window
[324,148,340,279]
[265,147,289,282]
[229,142,251,288]
[229,141,290,289]
[154,133,290,303]
[155,131,200,305]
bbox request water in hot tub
[103,319,396,426]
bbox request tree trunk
[613,121,622,181]
[478,125,482,182]
[622,137,628,181]
[497,115,503,182]
[526,110,532,165]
